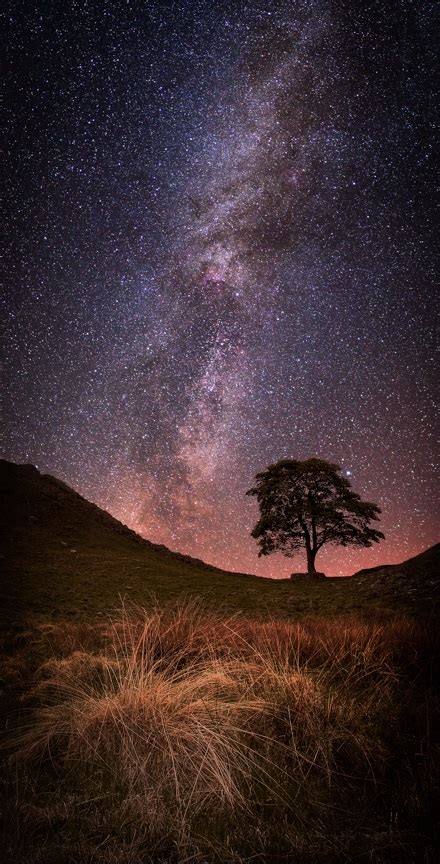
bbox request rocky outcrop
[290,571,327,580]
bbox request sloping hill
[349,544,440,614]
[1,460,439,624]
[0,460,261,624]
[0,460,232,572]
[354,543,440,578]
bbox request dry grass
[3,602,439,863]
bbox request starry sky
[4,0,439,577]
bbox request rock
[290,571,327,580]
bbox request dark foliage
[247,458,384,573]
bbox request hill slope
[1,460,438,624]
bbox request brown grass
[4,602,439,863]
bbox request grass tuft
[4,602,439,862]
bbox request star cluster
[4,1,438,576]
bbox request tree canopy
[247,458,384,574]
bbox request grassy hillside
[1,459,439,626]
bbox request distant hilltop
[0,459,252,576]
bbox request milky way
[4,1,438,576]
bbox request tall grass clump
[6,602,439,863]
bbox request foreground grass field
[3,603,439,863]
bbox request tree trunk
[306,545,317,574]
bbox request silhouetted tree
[247,458,384,574]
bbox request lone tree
[247,458,384,574]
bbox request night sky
[4,1,438,577]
